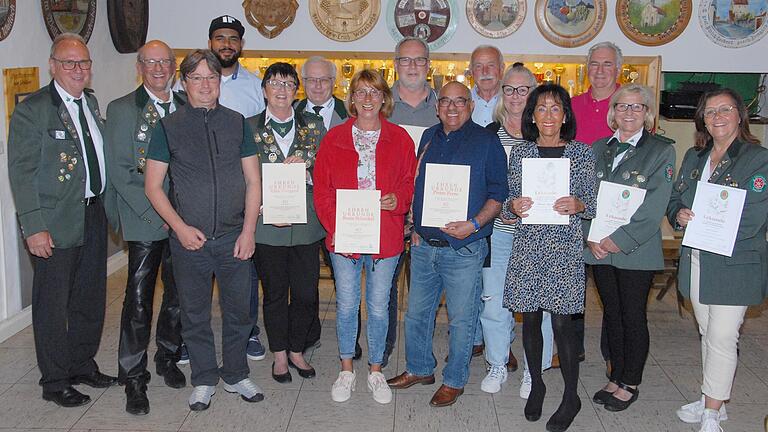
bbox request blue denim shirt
[413,120,508,249]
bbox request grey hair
[179,49,222,81]
[470,45,504,67]
[587,41,623,71]
[493,64,537,124]
[607,83,656,131]
[394,36,430,58]
[50,32,87,58]
[301,56,337,79]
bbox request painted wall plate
[387,0,458,51]
[616,0,692,47]
[41,0,97,42]
[0,0,16,42]
[698,0,768,48]
[309,0,380,42]
[467,0,526,39]
[534,0,607,48]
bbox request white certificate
[421,163,470,228]
[588,181,647,242]
[261,163,307,224]
[682,181,746,257]
[402,125,427,156]
[521,158,570,225]
[334,189,381,254]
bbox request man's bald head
[136,40,176,98]
[437,82,474,133]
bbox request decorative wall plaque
[387,0,458,50]
[467,0,526,39]
[534,0,606,48]
[243,0,298,39]
[309,0,380,42]
[698,0,768,48]
[0,0,16,42]
[107,0,148,53]
[616,0,691,46]
[4,67,39,130]
[41,0,97,42]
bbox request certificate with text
[262,163,307,224]
[402,125,427,156]
[421,163,470,228]
[682,181,745,257]
[334,189,381,254]
[521,158,570,225]
[588,182,647,242]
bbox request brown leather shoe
[506,350,519,372]
[472,344,484,357]
[387,372,435,389]
[551,353,560,369]
[429,384,464,407]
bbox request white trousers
[690,250,747,401]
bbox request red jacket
[313,116,417,259]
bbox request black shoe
[42,386,91,407]
[524,382,546,421]
[156,361,186,389]
[353,343,363,360]
[546,395,582,432]
[125,380,149,415]
[592,380,618,405]
[287,358,316,379]
[70,370,118,388]
[603,383,638,412]
[271,362,292,383]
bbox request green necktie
[269,118,293,138]
[158,101,172,117]
[615,140,631,155]
[312,105,323,115]
[73,98,102,195]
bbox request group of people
[6,14,766,432]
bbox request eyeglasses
[352,88,382,98]
[703,105,736,118]
[51,58,92,71]
[614,103,647,112]
[139,58,173,67]
[267,79,298,90]
[303,77,334,86]
[502,85,532,97]
[395,56,429,67]
[185,74,220,84]
[438,97,469,108]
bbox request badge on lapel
[750,174,766,193]
[665,164,673,182]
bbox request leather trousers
[118,240,182,383]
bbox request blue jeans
[405,238,487,389]
[480,229,517,366]
[331,253,399,365]
[523,311,554,371]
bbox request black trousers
[31,199,107,392]
[574,265,610,361]
[117,240,182,383]
[256,242,321,353]
[592,265,654,386]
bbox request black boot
[522,311,546,421]
[125,379,149,415]
[547,313,583,432]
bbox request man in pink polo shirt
[572,42,623,145]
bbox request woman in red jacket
[314,69,417,405]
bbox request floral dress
[352,125,380,190]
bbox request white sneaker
[677,396,728,424]
[331,371,356,402]
[519,367,532,399]
[188,385,216,411]
[223,378,264,402]
[699,408,723,432]
[367,371,392,404]
[480,365,507,394]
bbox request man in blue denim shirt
[387,82,508,407]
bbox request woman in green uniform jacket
[584,84,676,412]
[667,88,768,432]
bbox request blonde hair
[607,84,655,132]
[345,69,394,118]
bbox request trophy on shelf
[533,62,545,84]
[464,65,474,88]
[445,63,456,83]
[553,64,565,86]
[629,70,640,83]
[427,66,434,85]
[543,69,554,84]
[432,66,444,90]
[378,61,390,83]
[341,59,355,96]
[259,58,268,78]
[576,64,586,95]
[567,80,575,97]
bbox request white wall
[0,0,136,339]
[149,1,768,72]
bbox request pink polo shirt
[571,84,619,146]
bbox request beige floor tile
[593,400,699,432]
[0,347,37,384]
[579,363,686,402]
[287,388,394,432]
[494,392,604,432]
[73,385,189,431]
[179,388,296,432]
[394,392,498,432]
[0,383,102,429]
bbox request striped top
[493,126,526,234]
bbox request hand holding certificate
[334,190,381,254]
[261,163,307,224]
[421,163,470,228]
[682,181,746,257]
[588,182,647,242]
[521,158,570,225]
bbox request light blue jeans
[524,311,554,372]
[405,238,487,389]
[480,229,517,367]
[331,253,399,365]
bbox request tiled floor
[0,265,767,432]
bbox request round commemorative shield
[534,0,607,48]
[0,0,16,42]
[698,0,768,48]
[309,0,380,42]
[387,0,458,51]
[466,0,526,39]
[616,0,692,47]
[41,0,97,42]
